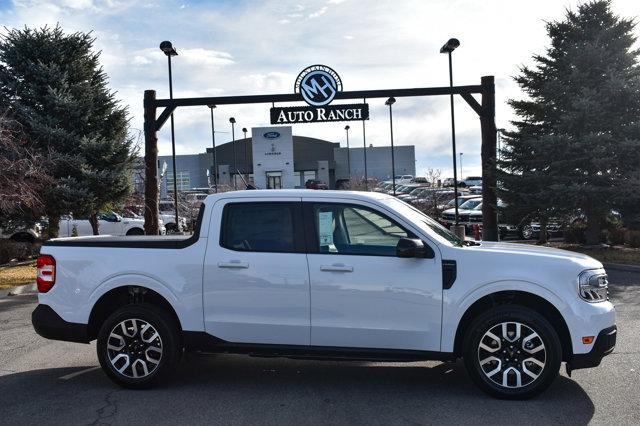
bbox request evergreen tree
[0,25,135,236]
[498,0,640,245]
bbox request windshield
[460,199,482,210]
[386,198,465,247]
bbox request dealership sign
[269,65,369,124]
[271,104,369,124]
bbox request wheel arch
[125,227,145,236]
[87,285,182,340]
[452,290,573,362]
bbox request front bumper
[32,304,90,343]
[569,325,617,370]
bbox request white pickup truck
[32,190,616,399]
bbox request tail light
[37,255,56,293]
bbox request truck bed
[43,234,198,249]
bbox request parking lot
[0,268,638,425]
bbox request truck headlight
[578,269,608,302]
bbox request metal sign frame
[143,75,498,240]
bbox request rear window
[221,203,299,253]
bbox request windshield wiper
[462,240,481,246]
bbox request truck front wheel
[97,304,181,389]
[462,305,562,399]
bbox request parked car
[33,190,616,399]
[459,176,483,187]
[467,203,564,240]
[440,195,481,210]
[440,197,483,226]
[58,212,165,237]
[396,185,431,201]
[0,221,43,243]
[159,200,188,233]
[306,179,329,190]
[409,177,429,184]
[394,174,414,184]
[468,185,482,195]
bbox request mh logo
[295,65,343,107]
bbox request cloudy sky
[1,0,639,178]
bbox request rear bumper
[32,304,90,343]
[569,325,617,370]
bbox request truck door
[303,199,443,351]
[202,198,310,345]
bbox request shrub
[0,239,39,264]
[608,227,628,246]
[627,230,640,248]
[564,221,587,244]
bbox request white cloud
[308,6,327,18]
[2,0,638,177]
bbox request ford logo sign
[263,131,280,139]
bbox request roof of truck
[203,189,393,202]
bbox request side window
[221,203,298,253]
[313,204,410,256]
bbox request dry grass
[0,260,36,289]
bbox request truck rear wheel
[462,305,561,399]
[97,304,181,389]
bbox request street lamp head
[242,127,247,133]
[385,97,396,106]
[345,125,350,130]
[207,104,216,109]
[159,41,178,56]
[439,38,460,54]
[229,117,236,124]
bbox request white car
[159,201,188,233]
[440,197,483,226]
[0,221,43,243]
[32,190,615,399]
[460,176,483,187]
[58,212,166,237]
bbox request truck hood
[465,241,602,270]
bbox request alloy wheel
[477,321,546,389]
[107,318,163,379]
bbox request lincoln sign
[270,103,369,124]
[269,65,369,124]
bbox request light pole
[229,117,236,189]
[344,125,351,181]
[385,97,396,196]
[208,105,218,193]
[159,40,180,232]
[242,127,248,180]
[459,152,463,178]
[440,37,461,225]
[362,98,368,191]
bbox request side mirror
[396,237,430,258]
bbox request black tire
[126,228,144,236]
[462,305,561,400]
[164,223,178,234]
[519,224,534,240]
[97,304,181,389]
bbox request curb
[0,283,37,299]
[603,263,640,273]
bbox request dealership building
[156,126,415,193]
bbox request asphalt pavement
[0,269,638,425]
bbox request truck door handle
[218,260,249,269]
[320,264,353,272]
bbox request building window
[303,171,317,183]
[166,171,191,191]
